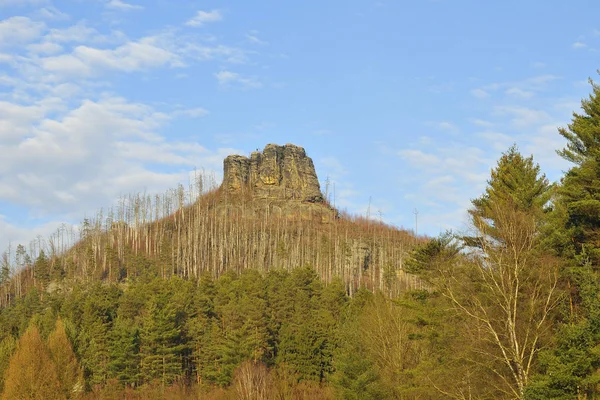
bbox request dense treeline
[0,267,452,399]
[3,78,600,398]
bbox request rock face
[222,144,323,202]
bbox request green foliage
[404,230,460,275]
[108,316,140,386]
[469,144,552,241]
[139,290,186,386]
[526,76,600,398]
[34,250,51,288]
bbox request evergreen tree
[75,284,120,388]
[276,268,336,382]
[404,230,460,276]
[47,318,84,398]
[469,144,552,242]
[139,295,185,386]
[108,316,140,387]
[34,250,51,288]
[1,323,62,400]
[527,77,600,398]
[438,147,557,398]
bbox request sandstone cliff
[222,143,323,203]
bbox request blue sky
[0,0,599,250]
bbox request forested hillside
[2,79,600,399]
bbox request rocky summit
[222,143,324,202]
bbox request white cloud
[470,88,489,98]
[493,106,551,129]
[437,121,458,132]
[0,5,265,251]
[183,43,251,64]
[319,156,348,178]
[45,22,103,43]
[27,41,63,55]
[40,37,181,77]
[478,131,514,151]
[0,96,226,219]
[0,0,47,6]
[246,30,268,45]
[480,74,559,97]
[530,61,546,69]
[106,0,143,10]
[215,70,262,88]
[172,107,209,118]
[0,16,46,47]
[186,10,223,27]
[398,149,440,167]
[0,217,71,255]
[505,87,534,98]
[35,6,70,20]
[470,118,493,127]
[525,74,559,86]
[572,41,587,49]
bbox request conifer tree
[34,250,51,288]
[47,318,84,398]
[139,296,185,386]
[108,316,140,387]
[431,147,558,399]
[469,144,552,242]
[1,323,62,400]
[526,77,600,399]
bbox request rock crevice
[222,143,323,202]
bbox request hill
[1,143,422,307]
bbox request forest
[1,80,600,399]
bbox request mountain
[2,143,421,306]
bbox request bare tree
[438,205,560,399]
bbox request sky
[0,0,599,251]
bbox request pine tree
[139,296,185,386]
[526,77,600,399]
[47,318,84,398]
[469,144,552,242]
[34,250,51,288]
[437,147,558,398]
[1,323,62,400]
[108,316,140,387]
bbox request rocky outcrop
[222,144,324,202]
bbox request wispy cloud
[45,21,105,43]
[470,118,493,127]
[470,88,489,98]
[572,41,587,49]
[530,61,546,69]
[493,106,551,129]
[398,149,440,167]
[474,74,560,99]
[172,107,209,118]
[0,0,47,6]
[505,87,534,98]
[35,6,70,20]
[106,0,143,10]
[246,30,268,45]
[214,70,261,88]
[186,10,223,27]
